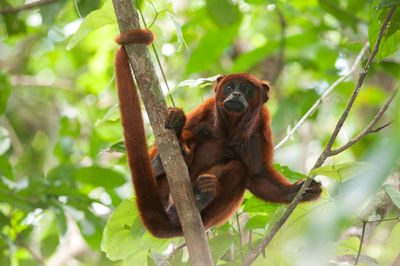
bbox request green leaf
[386,222,400,263]
[310,162,369,182]
[243,196,280,213]
[76,165,125,188]
[245,215,270,230]
[384,185,400,209]
[209,234,236,263]
[186,25,239,74]
[96,104,120,126]
[102,199,168,261]
[108,141,126,153]
[76,0,101,17]
[369,7,400,61]
[377,0,400,9]
[67,0,116,50]
[205,0,242,28]
[40,0,67,24]
[334,237,361,256]
[274,164,307,183]
[0,72,11,115]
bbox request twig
[243,6,397,265]
[158,243,187,266]
[364,216,400,223]
[355,215,400,265]
[274,42,369,150]
[329,86,399,156]
[355,220,366,265]
[235,212,244,262]
[0,0,60,15]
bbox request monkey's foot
[287,179,322,202]
[194,174,217,210]
[165,107,186,136]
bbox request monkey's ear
[214,75,225,92]
[262,81,270,103]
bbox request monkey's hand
[194,174,217,211]
[165,107,186,137]
[286,179,322,203]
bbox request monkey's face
[216,73,270,114]
[222,81,253,113]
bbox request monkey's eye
[226,85,233,91]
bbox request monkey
[114,29,322,238]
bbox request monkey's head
[215,73,270,114]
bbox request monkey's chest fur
[189,131,264,178]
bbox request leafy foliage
[0,0,399,265]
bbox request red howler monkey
[115,29,322,238]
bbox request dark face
[222,80,255,113]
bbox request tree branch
[243,6,397,265]
[274,42,369,150]
[111,1,213,265]
[329,86,398,156]
[0,0,60,15]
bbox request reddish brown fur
[114,29,321,238]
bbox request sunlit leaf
[274,164,307,183]
[310,162,369,182]
[245,215,270,230]
[96,104,120,126]
[67,0,116,50]
[243,196,280,213]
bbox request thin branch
[0,0,60,15]
[364,216,400,223]
[243,6,397,265]
[355,221,366,265]
[329,86,399,156]
[235,212,244,262]
[158,243,187,266]
[274,42,369,150]
[355,216,400,265]
[369,121,393,133]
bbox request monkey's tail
[114,33,182,238]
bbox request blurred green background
[0,0,399,265]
